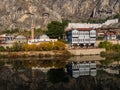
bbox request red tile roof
[76,28,94,31]
[66,28,96,32]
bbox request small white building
[15,35,27,43]
[28,34,58,45]
[0,34,15,47]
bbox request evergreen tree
[46,20,68,39]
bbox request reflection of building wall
[67,61,97,78]
[32,67,52,73]
[103,68,119,75]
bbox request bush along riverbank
[0,41,72,58]
[99,41,120,66]
[0,41,106,58]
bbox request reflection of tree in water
[0,61,5,67]
[1,58,120,89]
[39,60,53,68]
[100,52,120,66]
[37,60,66,68]
[54,60,66,68]
[47,68,69,84]
[23,60,38,68]
[12,60,25,71]
[97,70,120,90]
[3,59,67,69]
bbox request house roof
[40,34,49,39]
[76,28,94,31]
[16,35,26,39]
[67,28,95,31]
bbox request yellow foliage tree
[53,41,66,50]
[38,42,53,51]
[24,44,37,51]
[23,41,66,51]
[23,44,29,51]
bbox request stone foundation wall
[68,48,105,55]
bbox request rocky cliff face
[0,0,120,30]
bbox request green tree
[46,20,68,39]
[0,46,6,51]
[11,42,24,51]
[2,28,19,34]
[100,52,114,66]
[112,44,120,52]
[98,41,113,51]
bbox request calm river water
[0,55,120,90]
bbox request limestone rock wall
[0,0,119,30]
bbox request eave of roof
[76,28,94,31]
[66,28,95,31]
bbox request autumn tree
[53,41,66,50]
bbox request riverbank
[0,48,105,58]
[0,50,71,58]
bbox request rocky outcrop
[0,0,120,30]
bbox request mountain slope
[0,0,120,30]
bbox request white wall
[66,19,119,30]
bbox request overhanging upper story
[66,28,97,46]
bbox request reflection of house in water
[103,68,119,75]
[67,61,97,78]
[32,67,52,73]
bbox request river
[0,55,120,90]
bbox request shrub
[0,46,6,51]
[53,41,66,50]
[112,44,120,52]
[24,44,37,51]
[100,51,106,57]
[38,42,53,51]
[23,41,66,51]
[11,42,25,51]
[98,41,112,51]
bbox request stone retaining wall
[68,48,105,55]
